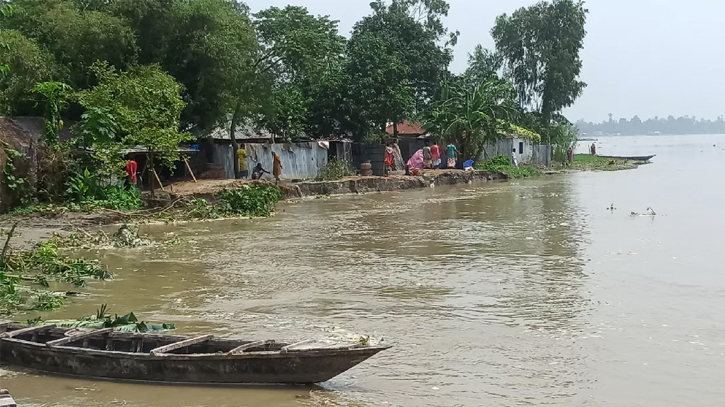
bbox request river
[3,134,725,406]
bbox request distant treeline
[576,115,725,135]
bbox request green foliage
[64,169,141,211]
[492,0,588,125]
[345,33,414,139]
[216,186,283,218]
[344,0,456,138]
[29,304,176,333]
[549,123,578,162]
[29,81,72,145]
[424,79,519,160]
[110,0,257,130]
[0,237,112,314]
[8,0,138,89]
[250,5,347,142]
[464,45,502,86]
[182,186,283,220]
[65,168,96,202]
[0,29,59,116]
[1,147,34,206]
[316,159,355,181]
[476,155,542,179]
[565,154,643,171]
[32,291,65,311]
[77,62,192,169]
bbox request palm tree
[424,78,518,160]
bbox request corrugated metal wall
[531,144,551,166]
[245,142,328,180]
[480,139,551,166]
[211,143,236,178]
[480,139,514,160]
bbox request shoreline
[2,158,649,249]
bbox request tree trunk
[230,102,241,179]
[148,153,155,197]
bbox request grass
[562,154,645,171]
[475,155,543,179]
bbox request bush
[216,186,283,217]
[64,169,141,211]
[184,186,283,220]
[316,159,355,181]
[476,155,542,179]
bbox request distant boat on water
[598,154,656,161]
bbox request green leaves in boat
[26,304,175,333]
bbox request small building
[479,124,551,166]
[199,118,351,180]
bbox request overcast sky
[244,0,725,122]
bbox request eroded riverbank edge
[168,169,508,202]
[1,170,505,248]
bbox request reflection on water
[3,134,725,407]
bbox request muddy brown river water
[2,135,725,406]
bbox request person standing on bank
[511,148,519,168]
[446,143,458,169]
[125,159,138,189]
[431,141,441,169]
[237,147,248,178]
[272,152,282,185]
[422,140,432,169]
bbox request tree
[0,30,59,115]
[227,5,346,176]
[463,45,503,86]
[491,0,587,132]
[424,79,519,160]
[76,62,191,177]
[349,0,457,120]
[29,81,73,146]
[109,0,258,131]
[345,34,414,140]
[8,0,138,89]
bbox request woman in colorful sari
[272,152,282,185]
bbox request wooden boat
[597,154,656,161]
[0,389,16,407]
[0,323,390,385]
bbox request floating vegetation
[51,224,152,249]
[1,228,112,315]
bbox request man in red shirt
[430,141,441,169]
[125,159,138,187]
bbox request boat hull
[0,326,388,385]
[597,155,655,161]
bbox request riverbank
[168,169,507,201]
[1,157,649,253]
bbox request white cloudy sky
[244,0,725,122]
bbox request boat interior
[0,323,292,355]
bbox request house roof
[385,121,427,136]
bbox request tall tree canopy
[346,0,457,138]
[491,0,587,127]
[0,30,59,115]
[7,0,138,90]
[108,0,257,131]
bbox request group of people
[236,148,282,184]
[422,141,459,169]
[400,140,460,174]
